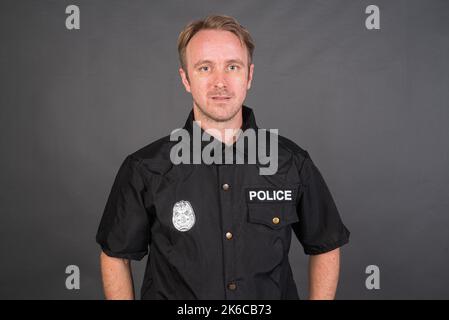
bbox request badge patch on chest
[172,200,196,232]
[246,187,297,203]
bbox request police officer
[96,15,350,300]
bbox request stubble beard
[192,98,242,125]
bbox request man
[96,15,350,300]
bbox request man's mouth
[211,96,231,101]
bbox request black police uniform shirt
[96,106,350,300]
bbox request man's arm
[308,247,340,300]
[100,251,135,300]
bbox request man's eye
[199,66,209,72]
[228,65,239,71]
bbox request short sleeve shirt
[96,105,350,299]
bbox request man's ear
[247,63,254,90]
[179,68,191,93]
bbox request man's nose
[213,70,227,88]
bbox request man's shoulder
[277,134,310,162]
[274,134,310,175]
[124,134,176,175]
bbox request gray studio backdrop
[1,0,448,299]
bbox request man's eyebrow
[226,59,245,66]
[193,60,214,69]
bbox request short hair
[177,15,255,72]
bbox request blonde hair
[177,15,255,72]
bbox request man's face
[179,29,254,123]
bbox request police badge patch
[172,200,196,232]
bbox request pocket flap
[247,203,299,229]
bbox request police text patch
[246,187,297,203]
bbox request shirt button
[222,183,230,191]
[272,217,280,225]
[226,232,233,240]
[227,283,237,290]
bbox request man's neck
[193,105,243,145]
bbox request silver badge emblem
[172,200,196,232]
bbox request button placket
[217,165,238,298]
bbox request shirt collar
[181,105,259,159]
[183,105,258,134]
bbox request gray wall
[0,0,448,299]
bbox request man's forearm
[100,251,135,300]
[308,247,340,300]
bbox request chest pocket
[247,202,299,230]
